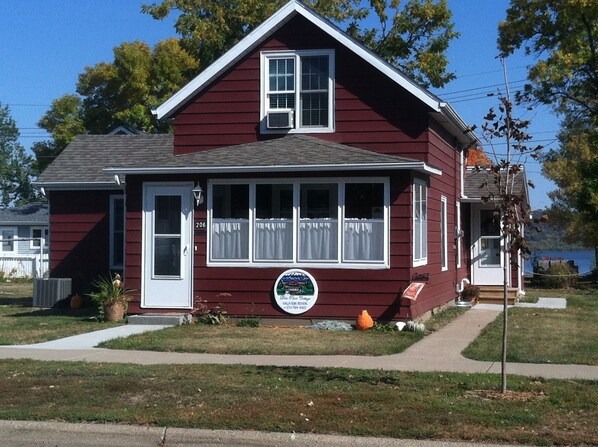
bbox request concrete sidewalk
[1,298,597,380]
[0,420,522,447]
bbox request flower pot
[104,301,125,321]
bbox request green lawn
[0,282,121,345]
[0,360,596,445]
[463,288,598,365]
[99,307,467,356]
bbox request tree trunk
[501,256,509,393]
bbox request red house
[36,1,526,320]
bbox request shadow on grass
[252,365,404,386]
[0,297,33,307]
[7,307,98,319]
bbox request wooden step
[475,285,519,305]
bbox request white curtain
[255,220,293,260]
[211,220,249,260]
[344,220,384,261]
[299,219,337,261]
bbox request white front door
[142,184,193,308]
[471,206,504,285]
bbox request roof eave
[0,221,48,226]
[437,103,479,147]
[104,162,442,176]
[33,181,121,191]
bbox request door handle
[183,245,189,256]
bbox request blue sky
[0,0,559,209]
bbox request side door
[472,207,504,285]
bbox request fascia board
[104,162,442,176]
[33,181,121,191]
[155,0,441,120]
[438,102,479,146]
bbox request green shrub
[539,262,578,289]
[237,317,261,328]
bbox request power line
[453,64,530,79]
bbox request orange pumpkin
[70,294,83,310]
[356,310,374,331]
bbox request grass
[463,288,598,365]
[101,324,424,355]
[100,307,467,356]
[0,282,121,345]
[0,359,596,445]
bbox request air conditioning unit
[33,278,72,308]
[267,110,294,129]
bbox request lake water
[525,250,596,276]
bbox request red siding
[125,16,467,320]
[48,190,117,293]
[172,15,429,157]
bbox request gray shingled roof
[36,134,439,187]
[109,134,430,170]
[464,169,528,202]
[0,203,48,225]
[36,134,173,185]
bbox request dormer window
[261,50,335,133]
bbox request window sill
[259,126,335,135]
[207,261,389,270]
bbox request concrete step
[128,313,191,326]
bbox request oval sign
[273,269,318,315]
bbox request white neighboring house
[0,203,49,279]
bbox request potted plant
[88,273,133,321]
[460,284,480,305]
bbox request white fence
[0,237,49,279]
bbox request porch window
[413,178,428,266]
[262,50,334,133]
[299,183,338,261]
[344,183,385,262]
[208,179,388,268]
[0,228,16,253]
[211,184,250,261]
[255,184,293,261]
[441,196,448,271]
[109,196,125,269]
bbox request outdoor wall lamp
[193,183,204,206]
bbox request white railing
[0,237,49,279]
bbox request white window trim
[413,178,428,267]
[109,195,125,270]
[207,177,389,269]
[441,195,448,271]
[456,201,462,268]
[260,49,335,134]
[29,227,48,250]
[0,227,17,254]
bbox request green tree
[0,103,37,207]
[32,94,85,173]
[542,122,598,249]
[34,38,198,172]
[499,1,598,251]
[498,0,598,120]
[142,0,458,88]
[78,38,198,134]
